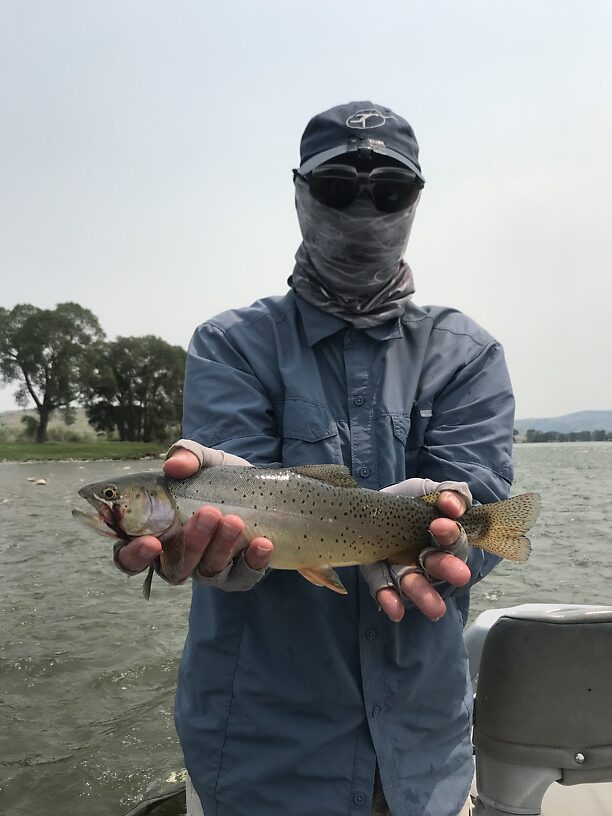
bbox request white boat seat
[466,604,612,816]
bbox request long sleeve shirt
[175,290,515,816]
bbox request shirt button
[353,395,365,406]
[353,792,367,805]
[365,628,378,640]
[359,466,370,478]
[372,705,382,718]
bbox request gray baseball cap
[299,101,424,180]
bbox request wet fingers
[400,572,447,621]
[116,536,161,573]
[244,538,273,570]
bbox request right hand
[116,442,274,584]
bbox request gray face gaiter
[291,177,417,328]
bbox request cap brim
[300,144,425,182]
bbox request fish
[73,464,540,599]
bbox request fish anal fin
[288,465,358,488]
[297,565,348,594]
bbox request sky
[1,0,611,419]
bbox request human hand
[115,440,273,588]
[360,478,472,623]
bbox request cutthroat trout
[73,464,540,599]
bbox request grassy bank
[0,441,166,462]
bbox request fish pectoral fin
[297,565,348,594]
[158,528,186,584]
[288,465,358,488]
[386,549,419,566]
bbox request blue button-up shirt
[176,291,514,816]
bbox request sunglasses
[293,164,423,213]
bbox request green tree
[0,303,104,442]
[83,335,185,442]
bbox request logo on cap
[346,109,394,129]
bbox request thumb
[163,449,201,479]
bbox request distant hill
[514,410,612,434]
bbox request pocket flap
[283,399,338,442]
[391,414,411,445]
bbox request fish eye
[102,486,118,500]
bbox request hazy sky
[1,0,611,419]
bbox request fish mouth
[75,490,126,539]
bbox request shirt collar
[292,291,404,346]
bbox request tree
[0,303,104,442]
[83,335,185,442]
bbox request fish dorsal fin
[288,465,358,488]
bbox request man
[117,102,514,816]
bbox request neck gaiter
[291,177,417,328]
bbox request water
[1,444,611,815]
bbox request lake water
[1,443,611,815]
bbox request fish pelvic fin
[462,492,541,562]
[297,565,348,594]
[288,465,358,488]
[142,565,155,600]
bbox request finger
[423,551,471,587]
[429,517,462,547]
[399,572,447,621]
[117,536,162,573]
[436,490,467,519]
[163,449,201,479]
[244,537,273,570]
[187,511,246,578]
[376,587,406,622]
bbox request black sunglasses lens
[370,169,421,213]
[308,166,360,209]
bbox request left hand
[361,479,472,623]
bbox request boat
[123,603,612,816]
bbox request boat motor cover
[473,611,612,783]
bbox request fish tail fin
[463,493,541,562]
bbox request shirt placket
[344,329,377,488]
[343,328,391,814]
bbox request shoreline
[0,441,166,463]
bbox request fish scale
[166,466,436,568]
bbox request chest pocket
[280,398,342,466]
